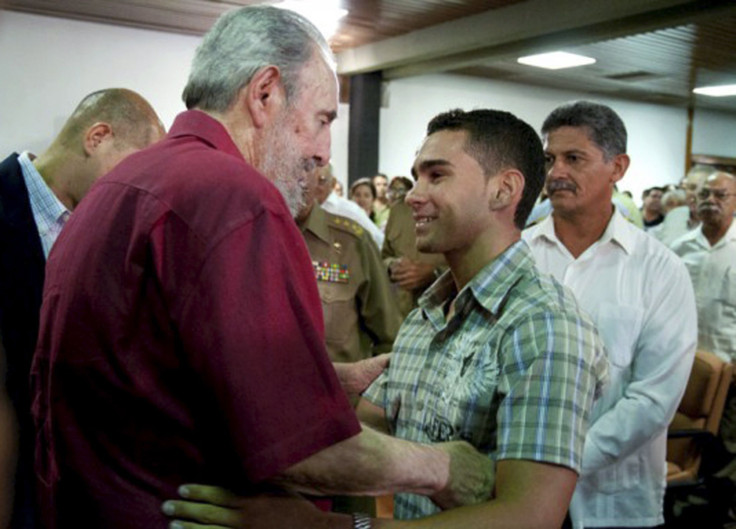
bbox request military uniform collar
[299,202,331,243]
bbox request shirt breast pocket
[596,302,644,368]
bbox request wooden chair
[665,349,734,525]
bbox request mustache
[303,158,317,174]
[698,202,720,213]
[546,180,577,193]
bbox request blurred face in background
[373,174,388,200]
[697,172,736,229]
[642,188,663,214]
[387,177,412,205]
[350,182,375,217]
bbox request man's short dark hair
[642,186,665,199]
[541,101,627,160]
[426,108,545,230]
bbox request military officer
[297,173,402,367]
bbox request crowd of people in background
[1,4,736,529]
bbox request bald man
[671,171,736,363]
[0,87,164,528]
[671,171,736,488]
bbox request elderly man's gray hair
[182,5,333,113]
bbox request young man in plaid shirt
[164,109,608,529]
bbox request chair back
[667,349,733,484]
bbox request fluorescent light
[276,0,348,39]
[693,84,736,97]
[517,51,596,70]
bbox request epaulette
[329,214,365,238]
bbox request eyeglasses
[697,188,736,200]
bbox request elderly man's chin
[273,173,307,219]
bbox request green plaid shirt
[363,240,608,519]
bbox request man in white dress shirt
[523,101,697,529]
[671,171,736,461]
[651,164,710,246]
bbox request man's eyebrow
[545,149,586,156]
[414,159,453,174]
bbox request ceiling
[5,0,736,113]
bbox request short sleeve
[176,207,360,483]
[496,309,606,473]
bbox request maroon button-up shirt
[31,110,360,528]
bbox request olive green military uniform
[299,203,401,364]
[382,201,446,318]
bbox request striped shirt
[363,240,608,519]
[18,151,70,258]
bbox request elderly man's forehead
[705,172,736,188]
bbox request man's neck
[642,208,661,222]
[445,226,519,291]
[32,151,75,211]
[552,205,614,259]
[702,217,732,247]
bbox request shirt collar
[418,240,533,328]
[677,225,703,247]
[17,151,70,232]
[700,217,736,249]
[726,219,736,242]
[168,110,245,161]
[527,207,634,256]
[299,203,330,243]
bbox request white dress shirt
[322,191,385,249]
[17,151,70,258]
[671,221,736,362]
[524,209,697,528]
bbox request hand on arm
[272,426,493,505]
[376,460,576,529]
[161,485,352,529]
[162,460,571,529]
[389,258,436,291]
[333,354,390,397]
[356,397,390,434]
[161,425,494,526]
[354,398,496,508]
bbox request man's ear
[489,169,524,211]
[83,122,113,156]
[610,153,630,184]
[244,65,285,129]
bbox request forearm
[374,460,575,529]
[373,501,561,529]
[332,361,364,396]
[356,397,390,434]
[333,355,390,397]
[272,425,447,497]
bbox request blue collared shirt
[18,151,70,258]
